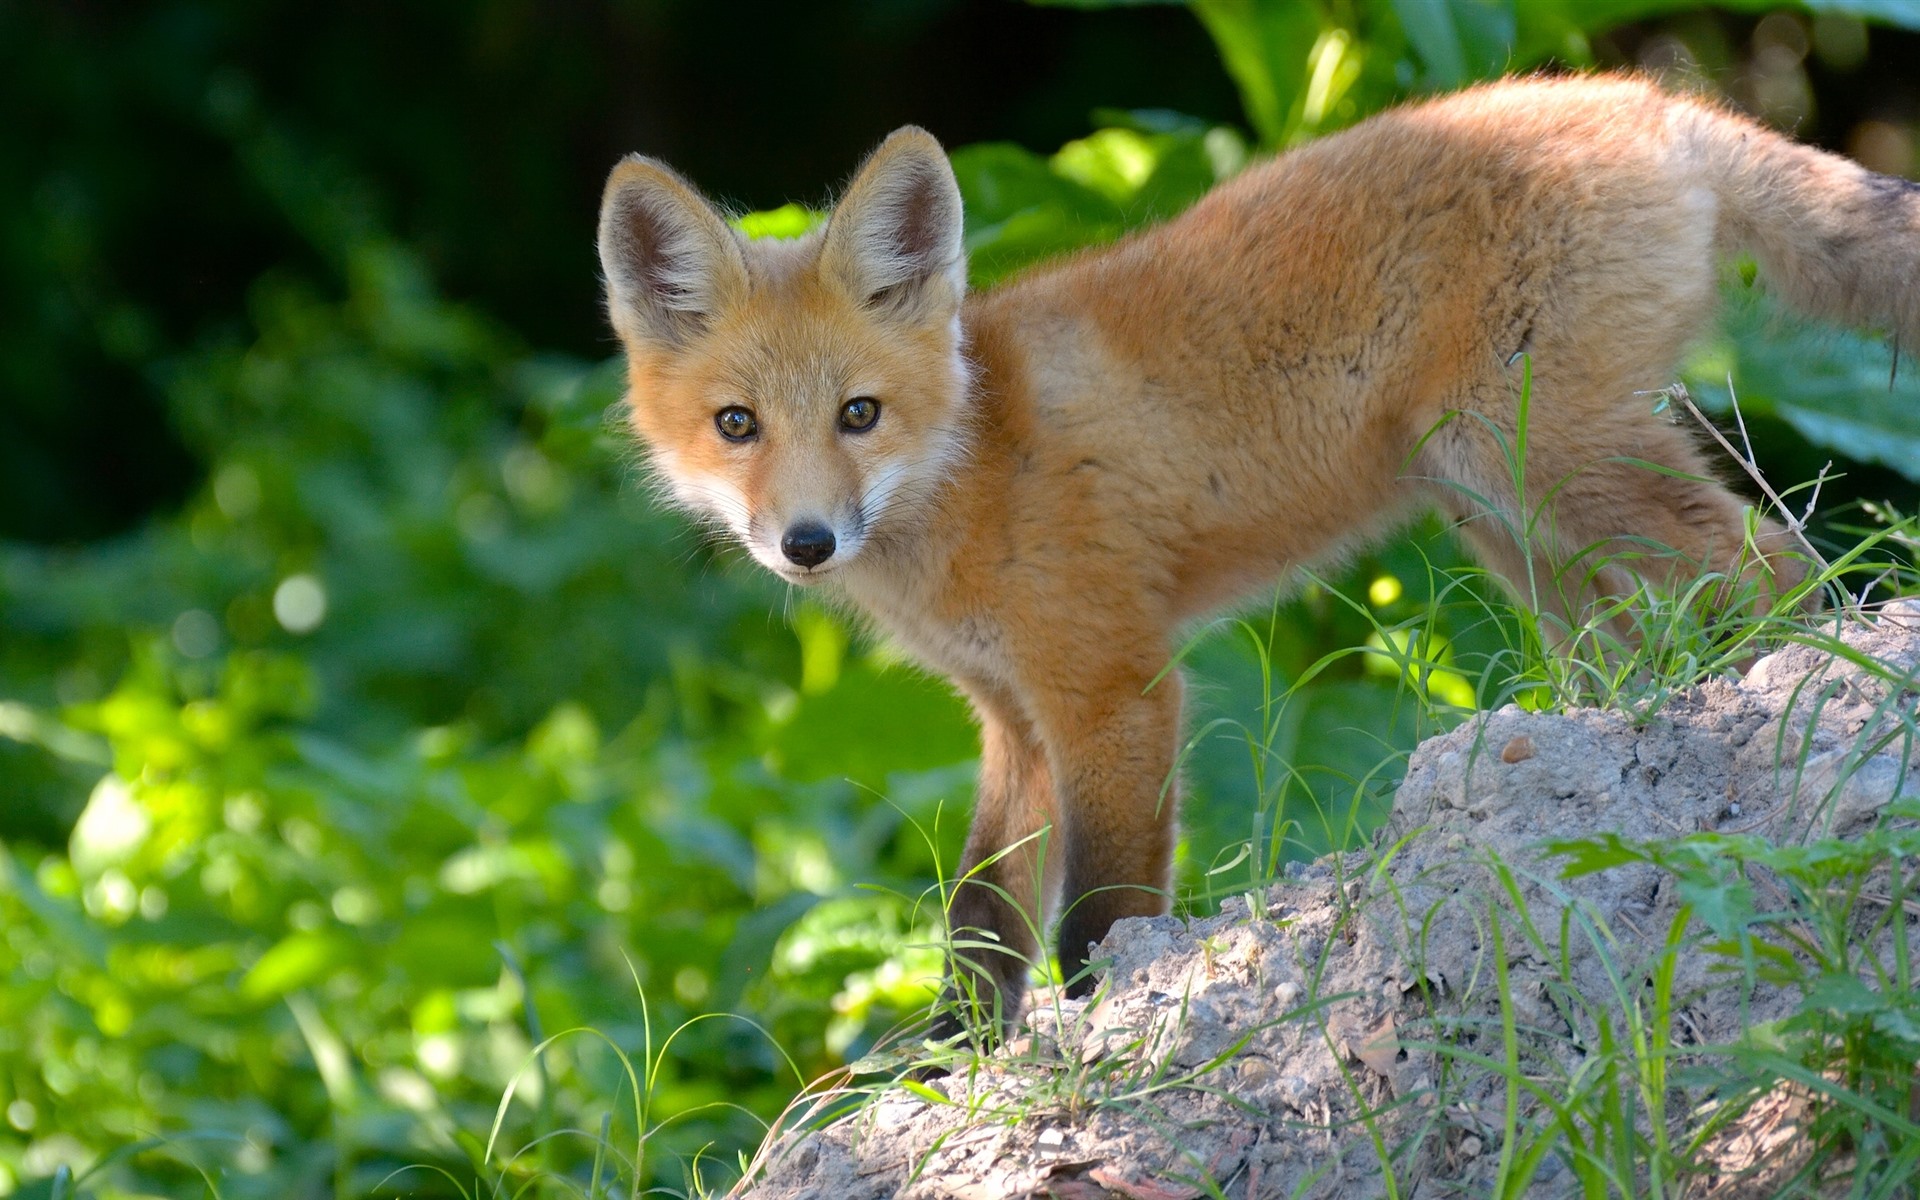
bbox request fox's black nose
[781,523,836,568]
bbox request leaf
[391,912,500,988]
[733,204,822,240]
[1350,1011,1401,1076]
[1189,0,1321,146]
[964,210,1120,288]
[899,1079,952,1105]
[1055,126,1225,219]
[714,892,820,1008]
[68,774,150,876]
[1547,833,1648,877]
[1132,133,1228,217]
[1686,293,1920,484]
[1675,870,1756,941]
[241,930,360,1002]
[950,142,1120,227]
[763,659,976,787]
[9,1168,82,1200]
[1872,1002,1920,1045]
[1803,971,1891,1016]
[951,142,1126,285]
[1392,0,1517,89]
[1053,128,1164,205]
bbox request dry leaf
[1353,1013,1401,1077]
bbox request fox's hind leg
[1417,394,1805,640]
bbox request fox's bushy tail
[1679,100,1920,347]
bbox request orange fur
[597,75,1919,1031]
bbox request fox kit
[597,75,1920,1032]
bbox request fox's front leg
[1037,661,1184,999]
[939,691,1058,1040]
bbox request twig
[1673,381,1836,582]
[1847,889,1920,920]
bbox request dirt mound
[736,603,1920,1199]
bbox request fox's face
[596,130,970,584]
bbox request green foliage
[953,113,1247,286]
[0,118,979,1196]
[1052,0,1919,150]
[1686,292,1920,484]
[1549,802,1920,1193]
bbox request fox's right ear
[597,156,748,350]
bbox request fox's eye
[715,406,758,442]
[839,397,880,432]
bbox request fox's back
[987,76,1716,416]
[957,76,1745,615]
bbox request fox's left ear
[821,127,966,325]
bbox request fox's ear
[821,127,966,324]
[598,155,748,350]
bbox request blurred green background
[3,1,1918,1196]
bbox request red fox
[596,75,1919,1033]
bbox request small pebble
[1501,735,1535,764]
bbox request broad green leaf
[733,204,822,240]
[1393,0,1517,88]
[1505,0,1916,69]
[953,142,1124,285]
[391,912,501,988]
[1190,0,1322,146]
[1179,0,1920,153]
[1053,128,1165,204]
[955,120,1240,286]
[1803,970,1893,1016]
[1547,833,1648,878]
[1132,133,1229,216]
[1674,867,1756,940]
[68,774,150,876]
[716,891,820,1008]
[951,142,1121,227]
[1053,126,1226,219]
[241,930,360,1001]
[763,659,975,786]
[1686,293,1920,484]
